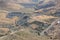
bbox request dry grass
[0,30,50,40]
[0,11,19,24]
[6,3,24,10]
[0,28,9,32]
[30,15,57,23]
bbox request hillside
[0,30,51,40]
[0,0,60,40]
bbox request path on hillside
[0,18,60,39]
[0,26,23,39]
[0,31,18,38]
[40,19,60,35]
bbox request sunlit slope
[0,11,19,24]
[29,15,58,24]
